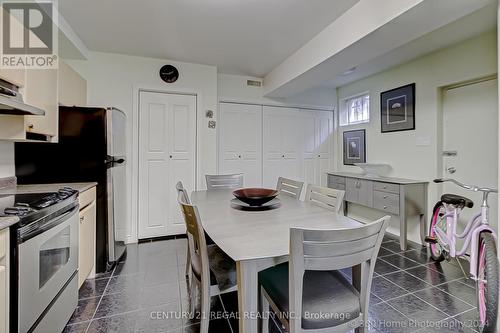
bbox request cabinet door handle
[169,155,173,158]
[383,206,388,209]
[80,216,85,223]
[238,155,242,158]
[383,195,388,199]
[282,155,285,158]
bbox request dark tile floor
[64,235,482,333]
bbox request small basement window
[339,93,370,126]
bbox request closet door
[315,111,334,186]
[301,112,318,186]
[219,103,262,187]
[263,106,302,188]
[138,91,196,238]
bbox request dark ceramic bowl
[232,188,279,206]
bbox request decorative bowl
[232,188,279,206]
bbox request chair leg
[200,284,211,333]
[189,277,198,315]
[185,247,191,277]
[260,287,270,333]
[355,325,367,333]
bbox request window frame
[339,91,371,127]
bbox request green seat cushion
[259,263,360,330]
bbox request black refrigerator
[15,106,127,273]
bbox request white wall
[335,30,497,243]
[70,51,218,243]
[0,142,14,178]
[218,73,336,109]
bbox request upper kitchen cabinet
[0,68,25,88]
[24,68,58,140]
[58,60,86,107]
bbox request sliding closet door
[302,111,318,186]
[315,111,334,186]
[263,106,302,188]
[138,91,196,238]
[219,103,262,187]
[300,110,334,187]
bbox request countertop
[327,171,428,185]
[0,182,97,195]
[0,215,19,230]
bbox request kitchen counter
[0,182,98,195]
[0,182,97,231]
[327,171,428,185]
[0,216,19,230]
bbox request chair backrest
[176,181,191,204]
[177,190,210,287]
[276,177,304,199]
[304,184,345,213]
[288,216,390,332]
[205,173,244,190]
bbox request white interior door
[316,111,334,186]
[263,106,302,188]
[219,103,262,187]
[138,91,196,238]
[442,78,498,232]
[302,112,317,186]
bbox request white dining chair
[259,216,390,333]
[304,184,345,213]
[176,181,193,279]
[177,191,238,333]
[276,177,304,199]
[205,173,244,190]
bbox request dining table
[190,189,364,333]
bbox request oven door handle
[18,206,79,243]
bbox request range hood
[0,79,45,116]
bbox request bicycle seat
[441,194,474,208]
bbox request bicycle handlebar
[433,178,498,193]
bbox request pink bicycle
[426,178,498,333]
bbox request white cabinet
[78,187,96,287]
[138,92,196,238]
[24,68,58,140]
[219,103,262,187]
[301,111,333,187]
[263,106,302,188]
[0,228,9,333]
[58,60,87,107]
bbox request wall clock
[159,65,179,83]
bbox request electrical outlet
[208,120,216,129]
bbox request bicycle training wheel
[429,202,446,262]
[477,232,498,333]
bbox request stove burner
[2,188,78,217]
[4,206,34,216]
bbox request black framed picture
[343,129,366,165]
[381,83,415,133]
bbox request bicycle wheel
[429,201,446,261]
[477,232,498,333]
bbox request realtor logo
[1,1,58,68]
